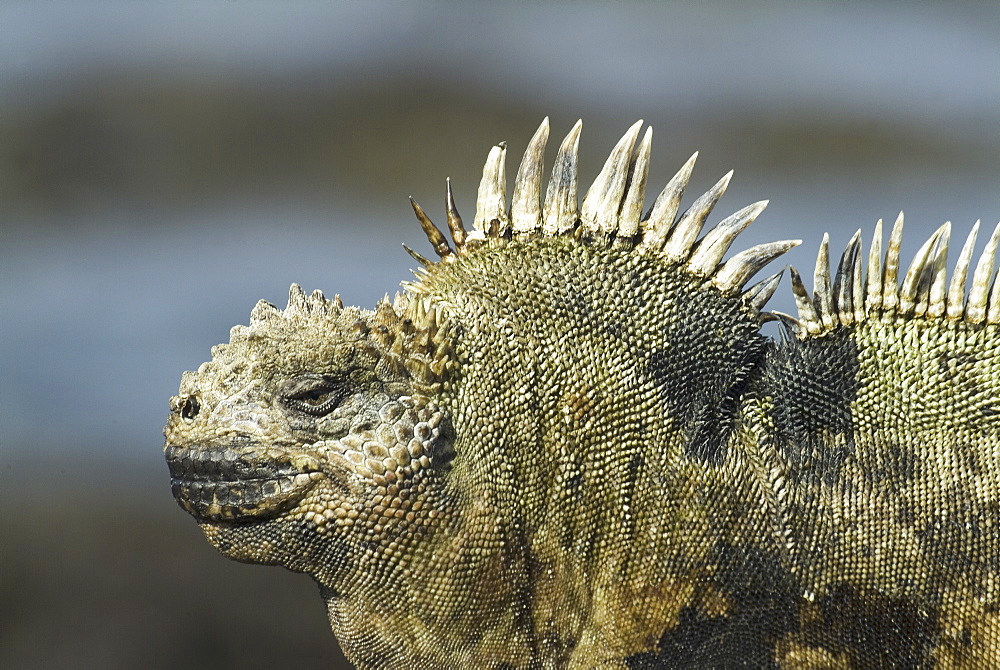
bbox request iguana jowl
[164,118,1000,668]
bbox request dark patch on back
[764,329,860,485]
[626,544,798,669]
[795,582,938,669]
[643,279,768,465]
[685,359,757,464]
[626,607,780,669]
[955,441,983,477]
[627,452,643,481]
[625,544,940,669]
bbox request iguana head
[164,287,457,584]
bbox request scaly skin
[165,120,1000,668]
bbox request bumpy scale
[165,118,1000,668]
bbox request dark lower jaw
[165,444,321,523]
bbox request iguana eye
[281,377,345,416]
[180,395,200,421]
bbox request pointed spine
[852,232,865,323]
[743,271,783,312]
[409,197,453,259]
[662,170,733,261]
[250,299,281,323]
[402,243,431,266]
[813,233,835,330]
[445,178,467,249]
[926,223,951,318]
[900,223,946,315]
[286,283,309,314]
[967,220,1000,323]
[542,120,582,235]
[832,230,861,326]
[510,118,550,234]
[866,219,884,313]
[713,240,800,293]
[771,311,802,340]
[374,294,399,324]
[946,221,979,319]
[988,264,1000,324]
[688,200,769,276]
[882,212,905,313]
[618,127,652,239]
[580,120,643,236]
[474,142,508,236]
[640,152,697,251]
[789,266,823,335]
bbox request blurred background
[2,2,998,667]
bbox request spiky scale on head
[165,118,1000,668]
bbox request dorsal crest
[406,118,800,310]
[781,213,1000,338]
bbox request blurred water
[5,2,999,123]
[1,2,999,668]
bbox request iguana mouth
[165,444,322,523]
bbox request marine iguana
[164,118,1000,668]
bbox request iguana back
[164,118,999,668]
